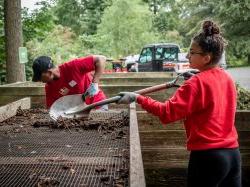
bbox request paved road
[227,67,250,90]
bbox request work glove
[182,70,200,80]
[83,83,99,100]
[117,92,139,104]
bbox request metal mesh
[0,109,129,187]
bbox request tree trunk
[4,0,25,83]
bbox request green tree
[22,1,55,42]
[54,0,112,35]
[141,0,183,47]
[26,25,82,64]
[84,0,160,58]
[53,0,84,35]
[0,0,56,84]
[22,1,56,81]
[82,0,113,35]
[179,0,250,65]
[215,0,250,64]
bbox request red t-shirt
[45,56,106,108]
[137,67,239,151]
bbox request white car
[124,54,139,72]
[175,51,227,74]
[174,52,191,73]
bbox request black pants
[188,148,241,187]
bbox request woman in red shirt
[118,20,241,187]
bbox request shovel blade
[49,94,88,120]
[64,103,89,115]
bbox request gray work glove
[117,92,139,104]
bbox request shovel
[49,74,182,120]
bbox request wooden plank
[142,147,250,169]
[140,130,186,147]
[139,130,250,148]
[0,97,31,122]
[144,168,187,187]
[30,96,46,108]
[0,96,22,106]
[137,111,184,130]
[142,147,188,169]
[0,96,46,108]
[144,167,250,187]
[235,111,250,131]
[101,72,174,78]
[137,111,250,131]
[0,82,25,87]
[0,85,176,100]
[0,87,44,96]
[0,81,44,87]
[129,103,146,187]
[100,77,174,85]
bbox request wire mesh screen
[0,109,129,187]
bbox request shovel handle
[135,74,181,95]
[81,96,122,112]
[80,81,180,112]
[135,82,179,95]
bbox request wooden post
[0,97,31,122]
[129,102,146,187]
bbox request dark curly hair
[193,20,227,65]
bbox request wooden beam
[142,147,250,169]
[140,130,250,149]
[101,72,174,78]
[129,102,146,187]
[137,110,250,131]
[0,97,31,122]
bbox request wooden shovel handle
[82,96,122,111]
[135,82,179,95]
[80,81,180,112]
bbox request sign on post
[19,47,28,64]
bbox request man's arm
[82,55,106,98]
[92,55,106,83]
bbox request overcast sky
[21,0,42,11]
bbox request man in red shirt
[32,55,107,109]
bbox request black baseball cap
[32,56,54,81]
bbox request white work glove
[117,92,139,104]
[85,83,99,97]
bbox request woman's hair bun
[202,20,220,36]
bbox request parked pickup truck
[129,43,181,72]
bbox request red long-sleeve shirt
[45,56,106,108]
[137,67,239,151]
